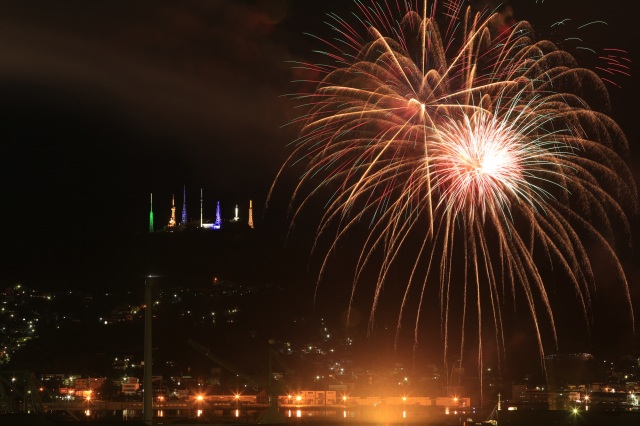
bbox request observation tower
[168,195,176,227]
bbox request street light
[85,394,92,417]
[234,393,241,418]
[195,394,205,418]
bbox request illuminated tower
[168,194,176,227]
[181,185,187,225]
[248,199,254,229]
[149,193,154,233]
[233,204,239,221]
[213,201,222,230]
[200,188,203,227]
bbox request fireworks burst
[270,0,636,378]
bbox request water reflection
[111,405,477,424]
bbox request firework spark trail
[269,0,637,384]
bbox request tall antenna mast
[214,201,222,230]
[149,193,154,233]
[181,185,187,226]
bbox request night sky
[1,0,638,372]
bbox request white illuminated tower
[168,194,176,227]
[200,188,203,227]
[233,204,239,221]
[213,201,222,230]
[248,200,254,229]
[181,185,187,225]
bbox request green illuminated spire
[149,193,154,233]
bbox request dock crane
[187,339,292,424]
[187,339,261,390]
[0,371,47,415]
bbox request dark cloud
[0,0,297,150]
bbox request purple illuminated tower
[181,185,187,226]
[213,201,221,230]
